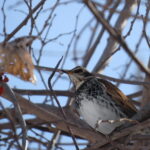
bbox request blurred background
[0,0,150,150]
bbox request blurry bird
[62,66,137,135]
[8,36,37,53]
[0,36,37,83]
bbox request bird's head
[62,66,93,89]
[10,36,37,49]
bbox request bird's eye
[74,69,83,73]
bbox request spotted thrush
[62,66,137,135]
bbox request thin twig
[84,0,150,76]
[35,65,150,86]
[48,57,79,150]
[0,101,23,149]
[13,89,74,97]
[0,82,28,150]
[3,0,46,42]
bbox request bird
[0,36,37,83]
[62,66,137,135]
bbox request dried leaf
[0,36,37,83]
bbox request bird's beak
[61,69,72,75]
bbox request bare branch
[84,0,150,76]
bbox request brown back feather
[98,78,137,117]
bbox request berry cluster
[0,73,9,95]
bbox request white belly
[78,98,122,135]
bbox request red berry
[0,86,4,95]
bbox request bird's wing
[97,78,137,117]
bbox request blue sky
[0,0,149,149]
